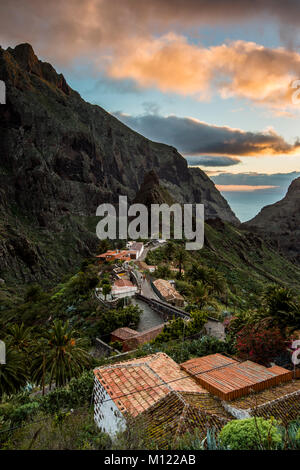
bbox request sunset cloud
[108,36,300,110]
[113,112,300,157]
[1,2,300,111]
[216,184,279,192]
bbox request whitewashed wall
[221,401,251,419]
[93,376,126,437]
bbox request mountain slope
[0,43,238,283]
[244,177,300,264]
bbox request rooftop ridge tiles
[174,402,190,438]
[248,387,300,412]
[93,352,168,373]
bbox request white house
[93,370,126,435]
[93,352,206,438]
[129,242,144,260]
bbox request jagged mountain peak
[2,42,70,95]
[133,170,175,207]
[245,177,300,263]
[0,43,238,281]
[8,43,38,70]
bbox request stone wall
[94,338,119,357]
[204,319,226,341]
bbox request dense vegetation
[1,231,300,450]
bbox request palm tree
[187,263,226,295]
[191,281,211,309]
[32,320,91,389]
[175,247,187,276]
[262,285,296,329]
[6,323,34,379]
[165,241,176,260]
[6,323,34,355]
[0,344,28,397]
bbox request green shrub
[218,417,282,450]
[39,370,94,413]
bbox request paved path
[139,242,166,262]
[141,277,160,300]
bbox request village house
[136,261,157,273]
[96,243,144,263]
[93,353,230,442]
[96,250,131,263]
[153,278,185,308]
[128,242,144,260]
[110,279,138,299]
[93,352,300,446]
[110,324,165,351]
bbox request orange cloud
[108,36,300,111]
[216,184,279,192]
[1,1,300,111]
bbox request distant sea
[217,189,284,223]
[208,171,300,223]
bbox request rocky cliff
[0,43,238,283]
[244,177,300,264]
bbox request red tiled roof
[181,354,236,375]
[114,279,134,288]
[96,250,132,261]
[94,353,206,417]
[153,279,184,302]
[130,242,143,251]
[180,354,293,401]
[111,327,138,341]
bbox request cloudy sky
[1,0,300,221]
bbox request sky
[1,0,300,221]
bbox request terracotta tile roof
[94,353,206,418]
[96,250,132,261]
[114,279,134,288]
[181,353,236,375]
[230,379,300,410]
[136,261,156,271]
[94,352,300,446]
[111,327,138,341]
[139,391,231,448]
[251,391,300,425]
[130,242,143,251]
[229,379,300,425]
[153,279,184,302]
[181,354,293,401]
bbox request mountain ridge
[0,43,238,282]
[244,177,300,264]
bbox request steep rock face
[0,43,238,282]
[133,170,175,206]
[244,177,300,263]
